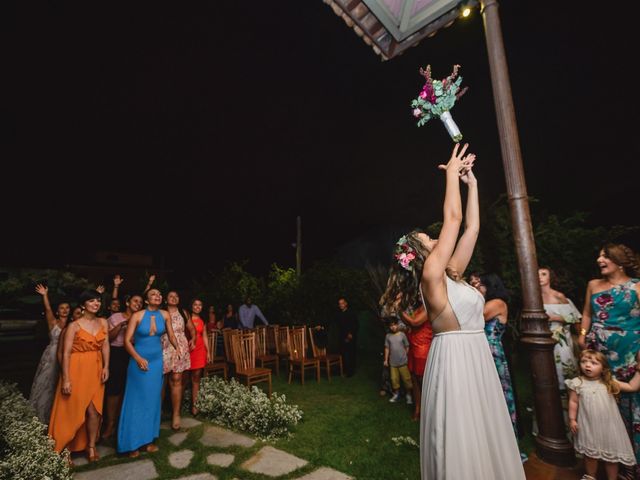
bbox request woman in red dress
[187,298,209,415]
[401,304,432,421]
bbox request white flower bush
[0,381,71,480]
[391,436,419,449]
[196,376,303,440]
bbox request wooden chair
[222,328,239,375]
[308,326,343,380]
[255,326,279,375]
[266,325,279,354]
[288,326,320,385]
[232,331,272,396]
[203,330,228,380]
[276,325,291,371]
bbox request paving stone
[161,416,201,430]
[169,431,189,446]
[173,474,217,480]
[241,446,308,477]
[71,445,116,466]
[73,459,157,480]
[181,417,202,428]
[169,449,194,469]
[206,452,235,467]
[293,467,354,480]
[200,425,255,448]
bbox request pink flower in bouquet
[413,108,423,118]
[420,84,436,104]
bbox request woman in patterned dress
[539,267,580,392]
[578,243,640,479]
[162,290,195,430]
[29,284,70,424]
[474,273,519,436]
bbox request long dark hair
[480,273,510,303]
[379,229,430,316]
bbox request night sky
[10,1,640,275]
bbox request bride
[380,143,525,479]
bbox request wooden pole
[296,216,302,278]
[480,0,575,466]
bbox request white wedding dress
[420,277,525,479]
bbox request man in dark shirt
[337,297,358,377]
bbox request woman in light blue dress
[117,289,177,456]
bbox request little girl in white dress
[566,349,639,480]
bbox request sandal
[143,444,159,453]
[86,446,100,462]
[128,450,140,458]
[171,415,181,431]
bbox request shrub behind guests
[0,381,71,480]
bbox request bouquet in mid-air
[411,64,468,142]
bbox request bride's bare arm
[448,164,479,277]
[422,143,468,284]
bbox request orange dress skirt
[48,326,106,452]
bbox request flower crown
[394,235,416,272]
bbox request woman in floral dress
[578,243,640,479]
[539,267,580,391]
[474,273,518,435]
[162,291,195,430]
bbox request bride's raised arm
[447,160,478,278]
[421,144,474,312]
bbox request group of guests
[26,275,264,463]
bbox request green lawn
[73,345,535,479]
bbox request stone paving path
[72,417,354,480]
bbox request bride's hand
[438,143,471,174]
[459,154,477,185]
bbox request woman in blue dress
[117,289,178,457]
[474,273,519,436]
[578,243,640,479]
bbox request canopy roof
[323,0,476,60]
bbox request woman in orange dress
[186,298,210,415]
[49,289,110,463]
[401,304,432,421]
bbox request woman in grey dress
[29,284,70,424]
